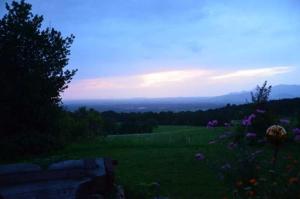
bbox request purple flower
[195,153,205,160]
[221,163,231,170]
[219,134,228,139]
[246,132,257,139]
[227,142,237,150]
[242,114,256,126]
[242,118,251,126]
[207,120,218,128]
[256,109,266,113]
[224,122,231,128]
[280,119,290,125]
[294,135,300,142]
[257,138,267,144]
[292,128,300,135]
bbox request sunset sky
[1,0,300,99]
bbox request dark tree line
[100,98,300,131]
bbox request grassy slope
[30,126,229,198]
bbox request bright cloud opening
[140,70,209,87]
[212,66,292,80]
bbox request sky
[1,0,300,99]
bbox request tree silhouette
[0,1,76,142]
[251,81,272,105]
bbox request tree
[251,81,272,105]
[0,1,76,153]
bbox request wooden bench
[0,158,117,199]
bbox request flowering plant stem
[272,146,279,168]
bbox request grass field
[4,125,300,198]
[27,126,229,198]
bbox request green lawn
[30,126,230,198]
[3,125,300,198]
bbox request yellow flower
[266,125,287,146]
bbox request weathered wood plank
[0,158,115,199]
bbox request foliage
[0,0,76,157]
[101,111,158,134]
[72,107,104,138]
[251,81,272,105]
[99,98,300,127]
[210,110,300,198]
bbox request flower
[256,109,266,113]
[221,163,231,170]
[246,132,257,139]
[195,153,205,161]
[219,134,228,139]
[249,178,257,185]
[286,164,293,171]
[224,122,231,127]
[242,118,251,126]
[292,128,300,135]
[208,140,216,144]
[242,114,256,126]
[294,135,300,142]
[266,125,287,146]
[247,190,256,197]
[279,118,290,125]
[227,142,237,150]
[207,120,218,128]
[257,138,267,144]
[288,177,299,185]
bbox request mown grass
[28,126,230,198]
[4,126,299,198]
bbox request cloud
[139,69,209,87]
[211,66,292,80]
[63,66,294,99]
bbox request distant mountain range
[199,84,300,104]
[64,84,300,112]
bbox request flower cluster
[242,114,256,126]
[207,120,218,128]
[208,108,300,198]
